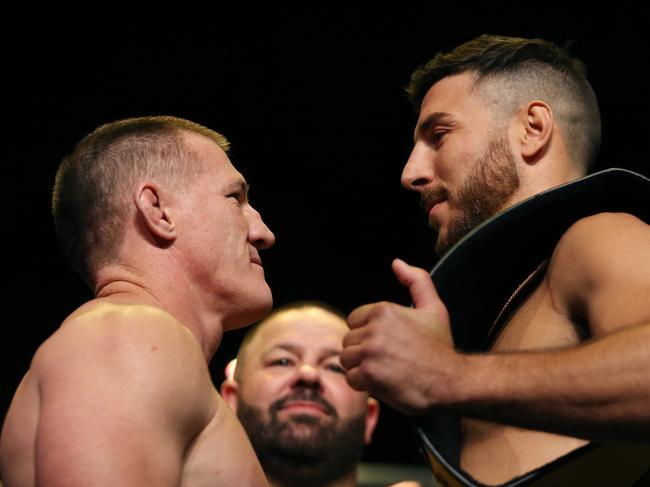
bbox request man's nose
[247,205,276,250]
[293,363,321,389]
[401,143,435,191]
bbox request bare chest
[461,274,589,483]
[489,275,585,352]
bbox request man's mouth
[280,400,330,415]
[250,254,262,266]
[271,393,337,417]
[425,197,446,214]
[421,187,448,216]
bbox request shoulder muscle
[548,212,650,336]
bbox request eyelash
[269,358,345,374]
[271,358,293,366]
[228,193,244,205]
[326,363,345,374]
[430,131,446,144]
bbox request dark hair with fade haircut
[233,301,347,382]
[52,115,230,287]
[406,34,601,173]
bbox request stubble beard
[432,136,520,255]
[236,391,366,487]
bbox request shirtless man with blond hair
[1,116,275,486]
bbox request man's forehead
[418,73,478,118]
[182,132,234,167]
[254,309,348,352]
[182,131,248,184]
[414,73,488,141]
[182,131,229,156]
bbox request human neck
[508,160,584,210]
[94,265,224,360]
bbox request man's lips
[280,400,330,415]
[250,254,262,266]
[421,187,448,216]
[271,393,337,417]
[425,197,446,214]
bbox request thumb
[392,258,442,311]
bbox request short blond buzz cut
[52,115,230,286]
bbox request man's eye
[271,358,292,367]
[431,131,446,144]
[326,363,345,374]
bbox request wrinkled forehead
[252,308,349,356]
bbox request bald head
[234,303,348,382]
[222,302,379,487]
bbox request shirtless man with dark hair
[341,36,650,485]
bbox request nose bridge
[246,204,275,249]
[402,142,434,190]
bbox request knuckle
[370,301,395,320]
[364,338,383,357]
[357,360,377,381]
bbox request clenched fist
[341,258,465,414]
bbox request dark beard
[236,390,367,487]
[434,136,520,255]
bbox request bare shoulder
[549,212,650,282]
[32,301,215,421]
[36,302,204,368]
[548,212,650,336]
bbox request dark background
[3,5,648,467]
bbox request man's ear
[220,378,239,413]
[515,101,554,164]
[134,183,177,243]
[364,397,380,444]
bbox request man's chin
[252,285,274,320]
[223,288,273,331]
[434,229,452,256]
[277,417,330,444]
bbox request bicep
[550,213,650,337]
[36,387,181,486]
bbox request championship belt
[411,168,650,486]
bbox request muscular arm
[460,212,650,440]
[458,323,650,440]
[342,213,650,441]
[32,305,215,486]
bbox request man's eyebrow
[414,111,455,144]
[226,179,250,196]
[266,343,301,355]
[318,348,342,360]
[264,343,342,359]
